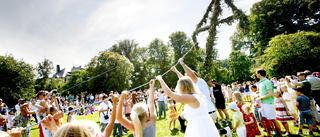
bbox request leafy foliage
[261,31,320,78]
[228,50,252,83]
[242,0,320,56]
[168,31,205,83]
[148,38,174,87]
[59,70,89,95]
[0,54,35,107]
[86,51,134,94]
[108,39,138,62]
[35,58,54,91]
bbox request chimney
[57,65,60,72]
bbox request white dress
[184,94,220,137]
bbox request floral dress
[243,113,261,137]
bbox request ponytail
[131,111,143,137]
[130,103,148,137]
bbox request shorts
[261,103,276,120]
[216,100,226,109]
[299,110,315,125]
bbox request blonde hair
[233,92,244,105]
[130,103,148,137]
[54,121,93,137]
[242,104,251,114]
[176,76,196,95]
[281,85,287,92]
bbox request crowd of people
[0,57,320,137]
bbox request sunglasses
[43,94,47,96]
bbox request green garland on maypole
[192,0,249,79]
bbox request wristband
[181,62,185,65]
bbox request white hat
[228,102,239,111]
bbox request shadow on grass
[168,128,179,135]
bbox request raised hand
[179,58,184,64]
[7,127,26,137]
[41,115,59,133]
[149,79,155,87]
[171,66,177,72]
[112,93,119,102]
[121,91,129,97]
[156,75,163,81]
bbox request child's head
[130,103,149,137]
[250,85,257,92]
[176,76,196,95]
[294,87,304,96]
[233,92,244,104]
[168,99,174,104]
[274,90,282,98]
[50,107,58,115]
[228,102,239,112]
[281,85,287,92]
[242,104,251,114]
[68,106,74,114]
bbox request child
[67,106,76,123]
[233,92,245,113]
[228,102,246,137]
[274,90,294,135]
[116,79,157,137]
[250,85,262,126]
[168,99,178,130]
[242,104,261,137]
[281,85,298,124]
[294,87,315,135]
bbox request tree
[59,70,89,95]
[0,54,35,107]
[228,50,252,83]
[261,31,320,78]
[86,51,134,94]
[108,39,138,62]
[130,47,151,89]
[148,38,174,87]
[243,0,320,57]
[168,31,205,74]
[35,58,53,91]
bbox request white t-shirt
[158,93,165,101]
[15,104,20,116]
[194,77,216,112]
[99,101,112,124]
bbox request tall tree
[35,58,53,91]
[228,50,252,83]
[148,38,174,87]
[192,0,249,80]
[0,54,35,107]
[108,39,138,62]
[86,51,134,94]
[261,31,320,78]
[130,47,151,89]
[168,31,205,83]
[242,0,320,57]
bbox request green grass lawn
[30,103,320,137]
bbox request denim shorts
[299,110,315,125]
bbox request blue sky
[0,0,261,71]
